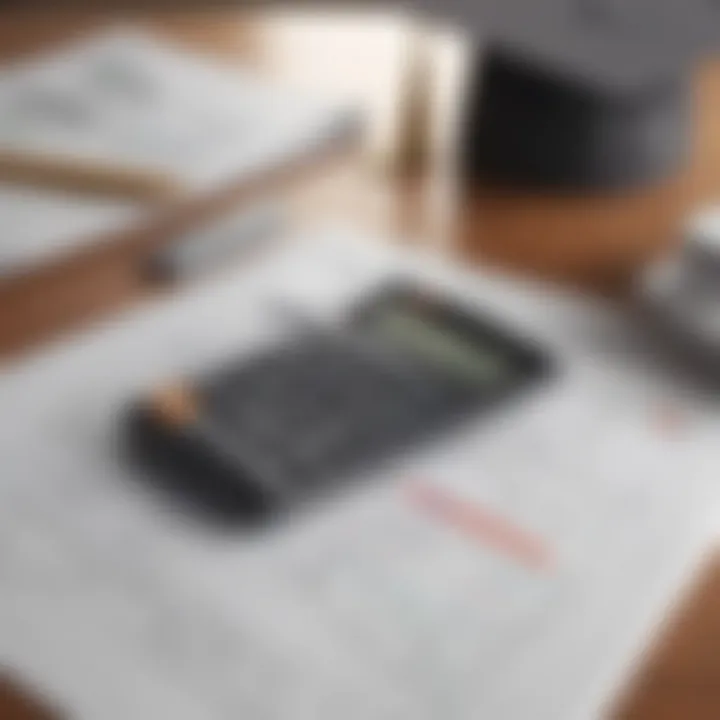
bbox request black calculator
[125,285,553,521]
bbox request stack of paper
[0,30,359,277]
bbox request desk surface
[1,11,720,720]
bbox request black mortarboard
[415,0,720,189]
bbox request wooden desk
[1,12,720,720]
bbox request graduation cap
[415,0,720,190]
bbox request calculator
[125,284,553,521]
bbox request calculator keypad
[202,339,432,487]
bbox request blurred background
[1,6,720,719]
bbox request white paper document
[0,185,138,273]
[0,229,718,720]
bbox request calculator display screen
[374,309,509,386]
